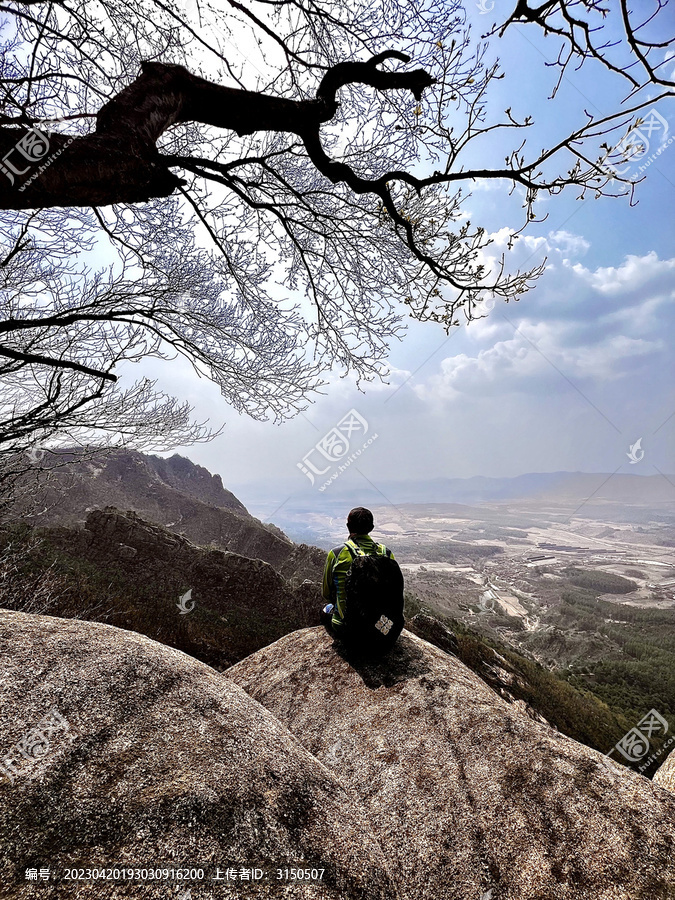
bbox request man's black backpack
[340,539,405,654]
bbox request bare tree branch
[492,1,675,100]
[0,0,670,469]
[0,344,118,380]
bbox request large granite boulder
[227,627,675,900]
[0,611,398,899]
[654,746,675,794]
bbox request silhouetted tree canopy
[0,0,672,458]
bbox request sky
[116,1,675,513]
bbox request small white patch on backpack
[375,615,393,635]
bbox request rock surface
[407,612,460,656]
[228,627,675,900]
[29,507,321,670]
[654,746,675,794]
[0,610,398,899]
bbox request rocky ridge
[20,507,321,669]
[0,610,397,899]
[655,746,675,794]
[22,448,324,581]
[2,608,675,899]
[228,627,675,900]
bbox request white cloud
[126,231,675,489]
[413,244,675,407]
[570,251,675,295]
[469,178,509,193]
[548,230,590,256]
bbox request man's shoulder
[357,536,395,558]
[329,543,348,558]
[374,539,395,559]
[325,543,349,569]
[328,537,396,560]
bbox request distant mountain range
[21,448,324,580]
[241,470,675,514]
[4,446,671,774]
[4,448,326,668]
[366,471,675,506]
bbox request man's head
[347,507,374,535]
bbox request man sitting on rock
[320,506,396,639]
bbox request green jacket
[322,534,394,632]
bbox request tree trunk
[0,61,331,209]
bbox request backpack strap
[344,539,391,558]
[344,539,367,558]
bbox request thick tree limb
[316,51,436,111]
[0,56,433,210]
